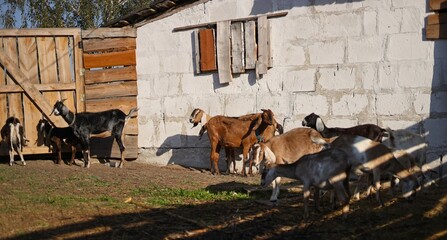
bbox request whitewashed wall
[136,0,447,174]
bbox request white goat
[252,127,331,201]
[322,135,420,206]
[261,147,351,218]
[382,127,431,190]
[1,117,26,166]
[382,128,427,169]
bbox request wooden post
[217,21,232,84]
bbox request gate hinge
[80,68,85,76]
[78,41,83,49]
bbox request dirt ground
[0,158,446,240]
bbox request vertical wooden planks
[257,16,269,75]
[73,31,85,112]
[18,37,40,146]
[0,38,7,127]
[244,21,257,70]
[231,22,245,73]
[217,20,232,84]
[194,30,201,74]
[3,37,24,121]
[198,28,217,72]
[37,37,67,127]
[82,28,138,159]
[0,40,5,154]
[55,37,75,112]
[0,29,84,156]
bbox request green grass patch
[132,186,252,206]
[31,195,89,207]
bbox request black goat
[38,119,79,165]
[51,99,138,168]
[1,117,26,166]
[302,113,386,142]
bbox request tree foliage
[0,0,154,29]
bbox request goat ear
[263,146,276,165]
[316,117,325,132]
[251,115,263,131]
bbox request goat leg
[118,148,125,168]
[333,182,350,219]
[224,148,231,175]
[270,177,281,202]
[17,146,26,166]
[303,185,311,219]
[56,140,62,164]
[116,134,126,168]
[68,144,76,165]
[210,144,220,175]
[9,148,14,166]
[373,172,384,207]
[82,149,91,168]
[231,150,237,174]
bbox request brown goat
[37,119,79,165]
[199,109,280,176]
[190,108,237,174]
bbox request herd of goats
[0,99,138,168]
[189,108,430,218]
[0,101,430,218]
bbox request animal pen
[0,28,139,160]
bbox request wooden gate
[82,28,138,159]
[0,28,138,160]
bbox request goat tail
[384,127,396,147]
[199,124,207,140]
[125,107,139,121]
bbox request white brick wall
[376,93,412,115]
[317,67,356,90]
[332,94,369,116]
[387,33,431,61]
[282,69,316,92]
[322,13,362,38]
[136,0,447,173]
[348,37,384,63]
[308,40,345,65]
[293,94,328,115]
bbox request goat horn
[61,98,67,103]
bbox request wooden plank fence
[0,27,139,160]
[0,28,83,156]
[82,28,139,160]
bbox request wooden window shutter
[231,22,245,74]
[426,0,447,39]
[244,21,257,70]
[198,28,217,72]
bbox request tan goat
[200,109,281,176]
[252,127,332,201]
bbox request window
[193,16,272,84]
